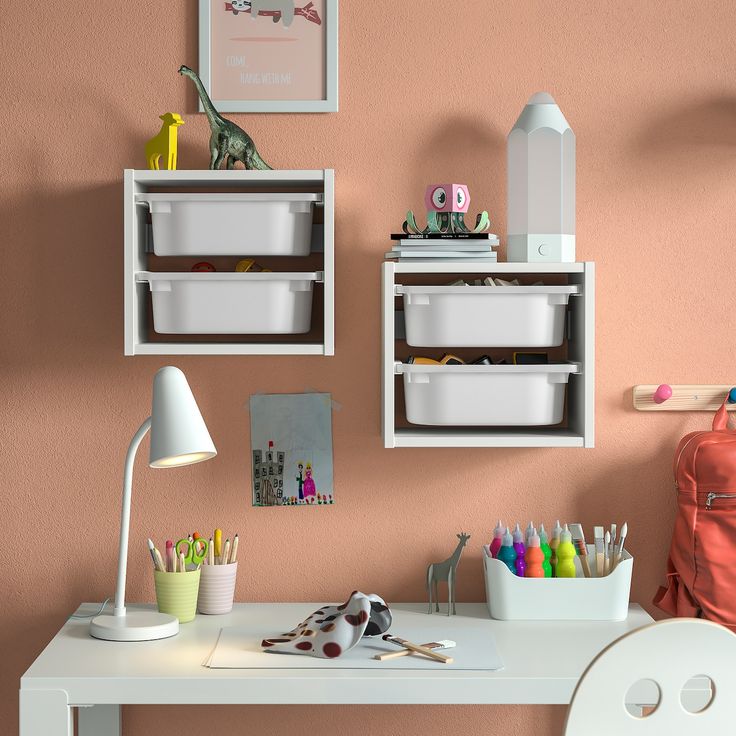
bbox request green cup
[154,569,201,623]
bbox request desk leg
[78,705,122,736]
[19,690,72,736]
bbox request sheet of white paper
[206,608,504,671]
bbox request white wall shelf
[124,169,334,356]
[381,261,595,448]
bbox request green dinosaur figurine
[178,65,272,170]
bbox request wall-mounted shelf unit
[381,261,595,448]
[124,169,334,356]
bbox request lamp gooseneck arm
[113,417,152,617]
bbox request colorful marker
[550,520,562,577]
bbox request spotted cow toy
[262,592,392,658]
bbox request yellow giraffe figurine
[145,112,185,170]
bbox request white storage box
[399,363,578,426]
[397,284,580,347]
[137,272,321,334]
[482,544,633,621]
[136,193,321,256]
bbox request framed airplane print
[198,0,338,112]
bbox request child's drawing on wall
[250,393,334,507]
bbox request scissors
[175,537,209,567]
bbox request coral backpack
[654,402,736,630]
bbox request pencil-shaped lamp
[90,367,216,642]
[507,91,575,263]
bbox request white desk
[20,602,653,736]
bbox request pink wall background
[2,1,736,733]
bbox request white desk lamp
[90,366,216,641]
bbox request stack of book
[385,233,499,262]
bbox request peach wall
[2,0,736,733]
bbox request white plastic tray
[398,363,579,426]
[136,193,321,256]
[482,544,633,621]
[397,284,580,347]
[137,271,321,334]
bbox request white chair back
[563,617,736,735]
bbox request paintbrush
[380,635,454,663]
[568,523,591,578]
[373,639,456,661]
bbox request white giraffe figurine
[427,532,471,616]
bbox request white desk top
[21,602,653,705]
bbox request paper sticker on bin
[137,272,321,334]
[397,284,580,347]
[136,193,321,256]
[482,544,633,621]
[398,363,579,426]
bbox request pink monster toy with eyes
[404,183,491,235]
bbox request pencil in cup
[153,568,201,623]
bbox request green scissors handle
[175,538,208,566]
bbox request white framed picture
[198,0,338,113]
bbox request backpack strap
[713,401,730,430]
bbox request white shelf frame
[124,169,334,356]
[381,261,595,448]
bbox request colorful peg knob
[653,384,673,404]
[728,388,736,405]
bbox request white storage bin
[137,272,321,334]
[400,363,578,426]
[482,544,633,621]
[136,193,321,256]
[397,284,580,347]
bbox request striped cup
[198,561,238,614]
[154,569,200,623]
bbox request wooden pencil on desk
[381,635,454,664]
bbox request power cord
[69,598,111,620]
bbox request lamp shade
[149,366,217,468]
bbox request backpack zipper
[705,492,736,510]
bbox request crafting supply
[214,529,222,560]
[568,523,592,578]
[524,531,545,578]
[489,520,504,558]
[556,525,577,578]
[550,520,562,577]
[230,534,239,564]
[497,527,517,574]
[538,524,553,578]
[594,526,605,577]
[382,635,454,664]
[512,524,526,577]
[208,537,214,566]
[604,531,611,575]
[526,521,535,545]
[165,540,174,573]
[612,522,628,571]
[179,551,186,573]
[147,538,159,570]
[609,524,617,567]
[373,640,456,661]
[176,537,209,568]
[221,538,231,566]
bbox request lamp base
[507,234,576,263]
[90,610,179,641]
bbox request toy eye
[432,187,447,208]
[457,188,466,207]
